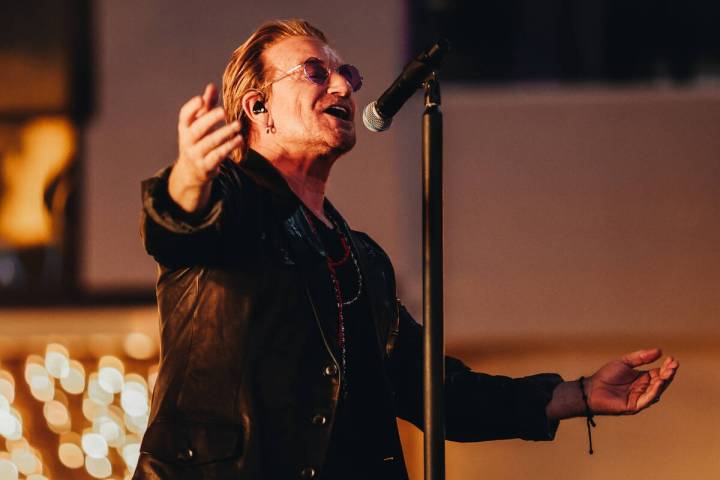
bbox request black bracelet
[578,376,597,454]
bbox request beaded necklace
[302,207,363,395]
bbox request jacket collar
[237,149,329,258]
[237,150,393,359]
[238,148,299,218]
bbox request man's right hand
[168,83,243,214]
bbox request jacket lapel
[325,202,389,358]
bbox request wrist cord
[578,376,596,454]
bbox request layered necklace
[302,207,363,394]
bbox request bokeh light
[83,400,106,428]
[3,339,157,478]
[122,440,140,472]
[25,357,54,402]
[123,332,157,360]
[120,374,148,417]
[44,343,70,379]
[81,429,109,459]
[60,359,85,394]
[98,356,124,394]
[0,455,19,480]
[88,373,113,406]
[10,446,42,476]
[0,371,15,404]
[0,408,22,440]
[44,390,71,434]
[58,432,84,469]
[85,455,112,479]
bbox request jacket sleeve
[388,303,563,442]
[140,160,246,268]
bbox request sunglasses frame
[262,57,362,92]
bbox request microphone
[363,39,450,132]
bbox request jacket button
[177,447,194,461]
[311,414,327,426]
[299,466,317,478]
[323,364,338,377]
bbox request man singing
[137,19,678,480]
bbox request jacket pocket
[139,420,244,466]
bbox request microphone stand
[422,74,445,480]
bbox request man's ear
[241,90,269,125]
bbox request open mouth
[323,105,351,121]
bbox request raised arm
[141,84,245,268]
[169,83,243,214]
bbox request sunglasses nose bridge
[326,68,354,95]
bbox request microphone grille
[362,102,392,132]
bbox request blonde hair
[222,19,327,161]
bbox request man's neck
[252,143,335,227]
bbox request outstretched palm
[588,348,678,415]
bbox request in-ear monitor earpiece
[252,100,267,114]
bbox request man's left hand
[586,348,679,415]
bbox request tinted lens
[303,60,329,85]
[339,64,363,92]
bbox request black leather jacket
[135,150,563,480]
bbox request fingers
[194,121,241,157]
[175,85,242,187]
[186,106,227,143]
[660,356,680,377]
[621,348,662,368]
[178,83,219,128]
[635,356,679,411]
[179,96,204,128]
[202,135,244,172]
[636,375,663,410]
[197,83,218,117]
[656,356,679,394]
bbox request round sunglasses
[263,57,363,92]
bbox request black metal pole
[422,75,445,480]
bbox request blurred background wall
[1,0,718,478]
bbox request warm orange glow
[81,428,108,459]
[93,412,122,446]
[98,356,125,394]
[123,332,157,360]
[58,432,84,469]
[82,395,108,421]
[0,408,22,440]
[122,437,140,471]
[23,355,44,384]
[0,454,19,480]
[88,373,113,406]
[0,52,68,112]
[60,360,85,394]
[10,446,41,476]
[147,364,159,393]
[44,390,71,433]
[5,342,156,478]
[121,374,148,417]
[24,356,54,402]
[84,455,112,478]
[44,343,70,379]
[0,117,75,247]
[0,371,14,404]
[123,411,148,436]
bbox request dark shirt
[309,213,399,479]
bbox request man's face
[261,36,357,159]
